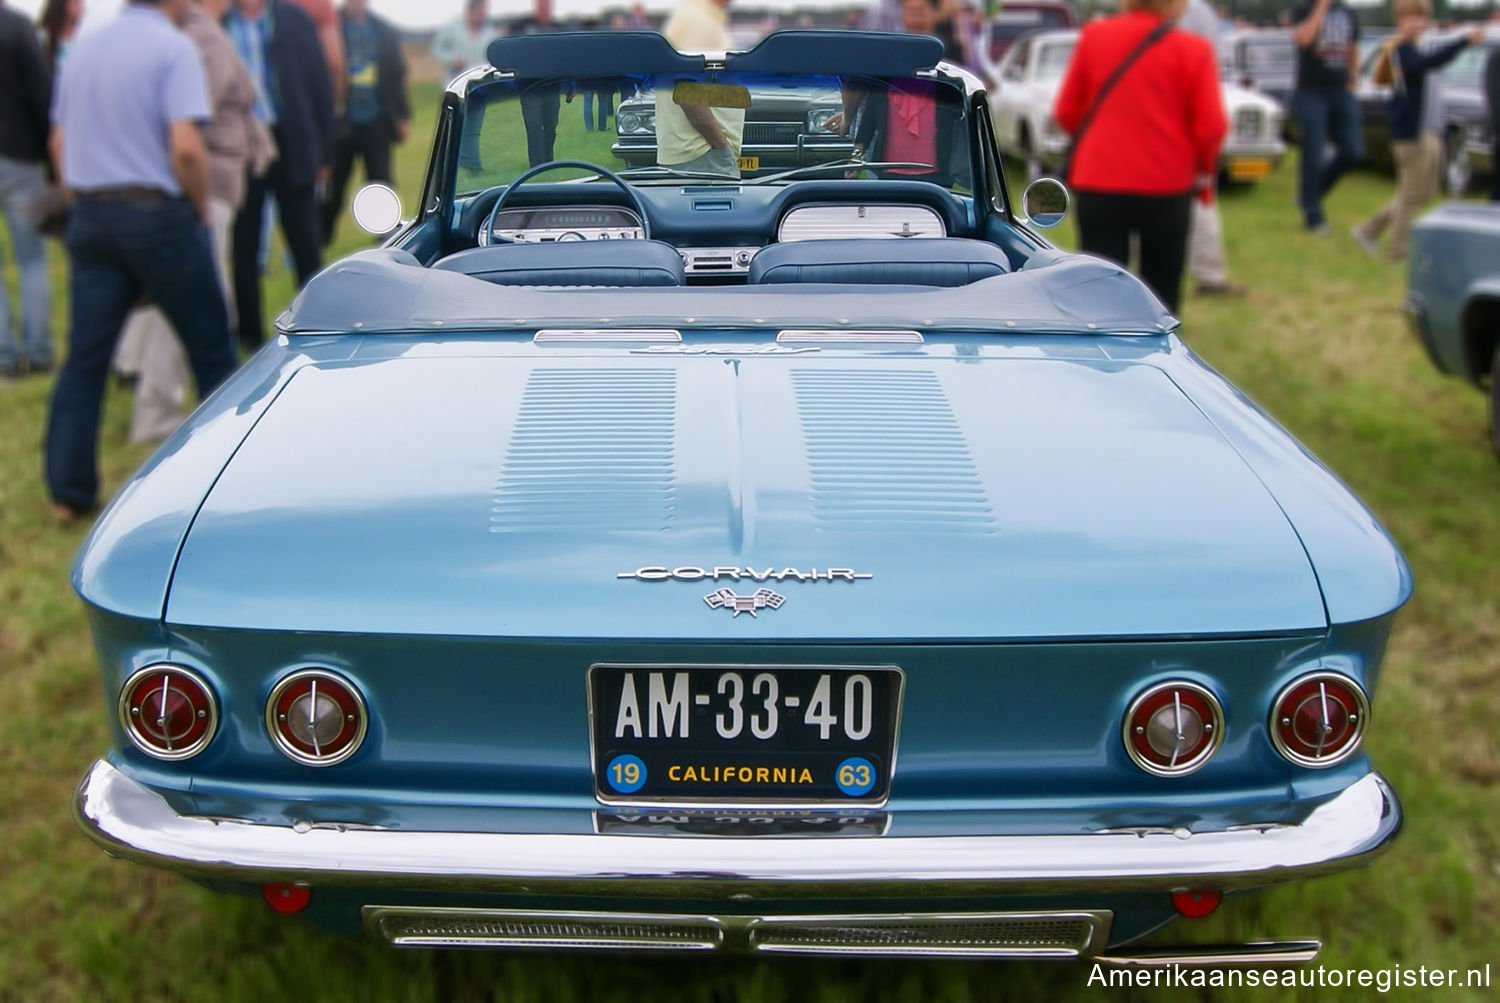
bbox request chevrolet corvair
[73,30,1408,963]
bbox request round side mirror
[351,184,403,236]
[1021,178,1069,229]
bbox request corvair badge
[617,566,873,583]
[704,587,785,617]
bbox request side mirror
[351,184,404,236]
[1021,177,1069,229]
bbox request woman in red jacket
[1052,0,1225,313]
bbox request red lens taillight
[1123,681,1224,777]
[266,669,367,766]
[118,666,218,761]
[1270,673,1368,768]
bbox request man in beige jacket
[656,0,743,177]
[122,0,273,443]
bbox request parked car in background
[1353,28,1482,194]
[1434,29,1499,191]
[975,0,1077,87]
[991,28,1284,183]
[73,28,1408,963]
[612,83,852,171]
[1406,201,1500,455]
[1218,28,1296,109]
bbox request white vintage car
[990,28,1286,184]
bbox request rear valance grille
[750,912,1108,957]
[365,908,722,950]
[364,907,1111,957]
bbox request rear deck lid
[165,354,1327,639]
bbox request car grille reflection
[1234,108,1264,141]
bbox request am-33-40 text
[588,665,903,806]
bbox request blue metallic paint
[68,32,1412,953]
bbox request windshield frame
[443,66,982,198]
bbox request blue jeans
[46,195,236,509]
[583,87,613,131]
[1292,89,1364,229]
[459,98,486,171]
[0,156,52,370]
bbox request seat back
[434,239,685,287]
[748,237,1010,286]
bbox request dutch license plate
[589,664,902,806]
[737,155,760,172]
[1227,157,1271,181]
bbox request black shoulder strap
[1067,21,1174,163]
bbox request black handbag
[1058,20,1174,183]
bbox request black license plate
[589,665,902,806]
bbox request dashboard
[461,183,971,276]
[481,207,646,244]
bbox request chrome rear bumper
[76,761,1399,900]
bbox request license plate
[589,664,902,806]
[1227,157,1272,181]
[737,155,760,172]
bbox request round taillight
[266,669,367,766]
[118,665,218,761]
[1270,672,1368,768]
[1123,681,1224,777]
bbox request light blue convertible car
[73,31,1410,963]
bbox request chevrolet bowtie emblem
[704,587,785,617]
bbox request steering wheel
[484,160,652,245]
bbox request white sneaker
[1349,226,1379,257]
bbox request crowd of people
[1,0,1498,522]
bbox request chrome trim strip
[777,329,924,345]
[363,906,724,950]
[1096,940,1323,967]
[533,329,682,344]
[75,763,1401,897]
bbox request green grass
[1,84,1497,1001]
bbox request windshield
[987,9,1073,62]
[454,71,974,194]
[1439,43,1493,87]
[1034,41,1075,81]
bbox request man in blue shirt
[46,0,238,521]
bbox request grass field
[1,83,1497,1001]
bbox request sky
[6,0,861,32]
